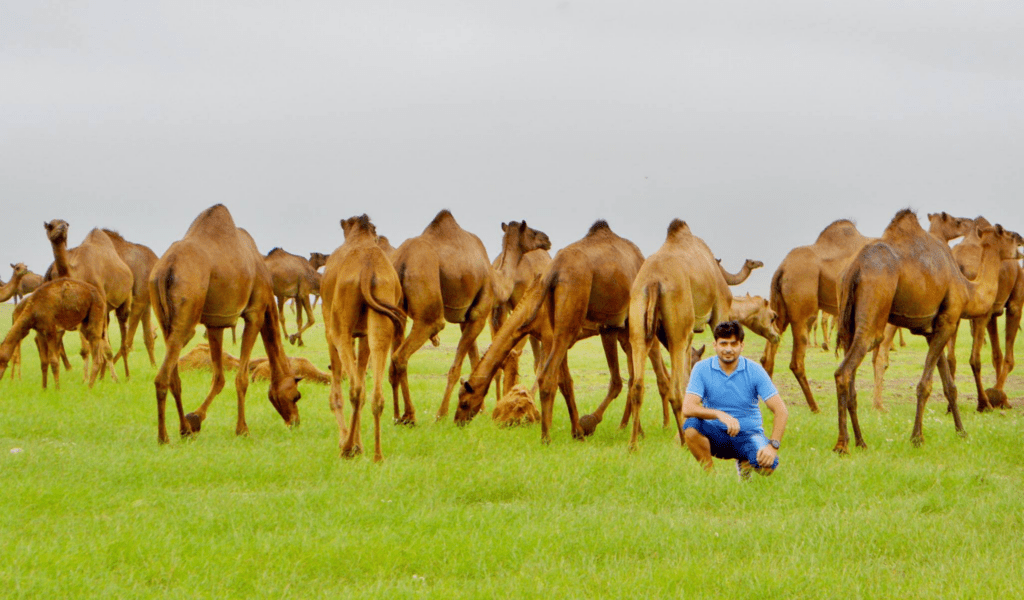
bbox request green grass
[2,303,1023,598]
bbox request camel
[454,220,671,443]
[764,213,972,412]
[307,252,329,310]
[389,210,497,424]
[149,204,302,444]
[102,229,160,368]
[944,218,1024,410]
[0,279,110,389]
[322,215,406,461]
[178,343,243,372]
[250,356,331,384]
[833,209,1018,452]
[717,258,763,285]
[264,248,319,346]
[14,270,43,303]
[44,220,134,381]
[0,264,30,303]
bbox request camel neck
[719,263,749,286]
[51,239,71,279]
[962,242,1005,317]
[0,273,25,302]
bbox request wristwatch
[768,439,781,449]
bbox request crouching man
[682,320,788,477]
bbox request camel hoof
[341,445,363,458]
[911,435,924,447]
[184,412,203,434]
[832,443,849,455]
[976,403,993,413]
[579,413,600,436]
[394,415,416,426]
[985,388,1009,409]
[956,429,968,439]
[821,343,829,351]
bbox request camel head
[979,224,1021,262]
[501,220,552,254]
[455,378,488,423]
[340,214,377,241]
[735,295,781,344]
[744,259,764,271]
[44,219,69,245]
[308,252,328,270]
[267,376,302,427]
[9,263,27,278]
[690,344,705,369]
[927,212,972,241]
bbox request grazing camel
[14,270,44,303]
[264,248,319,346]
[0,264,30,303]
[0,279,110,389]
[102,229,160,368]
[322,215,406,462]
[455,220,664,443]
[945,218,1024,410]
[390,210,497,423]
[717,258,763,285]
[730,294,782,344]
[44,220,134,381]
[833,209,1017,452]
[149,204,301,444]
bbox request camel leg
[646,342,673,428]
[231,317,265,436]
[577,330,624,435]
[935,351,964,434]
[390,315,444,425]
[625,330,652,452]
[871,324,897,411]
[618,332,636,431]
[367,313,393,462]
[290,295,316,346]
[276,296,292,345]
[183,327,229,434]
[790,316,820,413]
[969,316,994,411]
[810,313,818,348]
[946,320,960,378]
[141,306,157,367]
[36,334,52,389]
[78,330,92,384]
[115,302,131,381]
[58,335,72,371]
[834,321,882,454]
[436,317,488,420]
[911,316,959,446]
[334,329,363,458]
[995,300,1021,403]
[899,327,907,347]
[326,336,349,441]
[86,329,111,388]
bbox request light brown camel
[149,204,301,444]
[307,252,328,310]
[250,356,331,384]
[264,248,319,346]
[389,210,496,424]
[322,215,406,462]
[102,229,160,368]
[945,217,1024,410]
[44,220,134,381]
[0,264,30,303]
[14,270,44,303]
[0,279,110,388]
[717,258,763,285]
[455,220,671,443]
[764,213,972,412]
[833,209,1018,452]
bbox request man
[682,320,788,476]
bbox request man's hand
[756,444,778,468]
[719,414,740,436]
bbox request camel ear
[521,220,527,229]
[501,222,507,232]
[462,379,474,394]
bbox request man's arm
[682,392,740,436]
[756,393,789,467]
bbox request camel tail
[643,282,660,343]
[508,270,555,336]
[769,267,787,328]
[359,262,407,331]
[154,267,175,336]
[836,266,860,355]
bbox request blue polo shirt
[686,356,779,433]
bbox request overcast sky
[3,1,1023,297]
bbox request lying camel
[150,204,301,444]
[14,270,43,304]
[250,356,331,385]
[178,343,243,372]
[455,220,668,443]
[834,209,1017,452]
[0,279,110,389]
[102,229,160,368]
[322,215,406,461]
[390,210,496,424]
[265,248,319,346]
[44,220,133,381]
[0,264,30,302]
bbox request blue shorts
[683,418,779,470]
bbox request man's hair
[713,320,745,342]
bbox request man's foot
[736,460,752,480]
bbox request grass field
[2,302,1023,598]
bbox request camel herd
[0,205,1020,460]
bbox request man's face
[714,335,743,365]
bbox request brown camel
[250,356,331,384]
[44,220,134,381]
[717,258,764,285]
[389,210,497,424]
[149,204,301,444]
[264,248,319,346]
[14,270,44,303]
[455,220,668,443]
[322,215,406,462]
[102,229,160,368]
[0,264,30,303]
[0,279,110,388]
[308,252,329,310]
[833,210,1018,452]
[945,218,1024,410]
[764,213,972,412]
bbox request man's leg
[683,426,714,471]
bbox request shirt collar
[711,356,746,373]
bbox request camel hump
[814,219,860,244]
[586,220,613,236]
[666,219,689,237]
[185,204,237,237]
[83,228,117,249]
[425,209,459,232]
[883,208,921,235]
[100,228,128,246]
